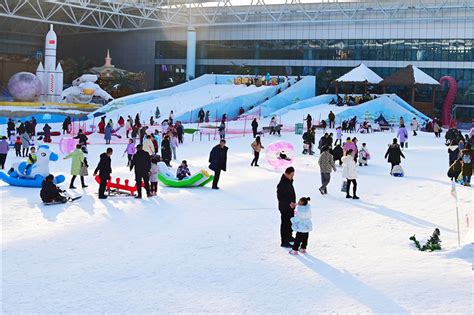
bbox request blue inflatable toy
[0,145,65,187]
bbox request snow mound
[335,96,428,122]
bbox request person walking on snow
[64,144,88,189]
[124,139,137,166]
[251,118,259,138]
[143,135,155,157]
[161,135,172,167]
[209,139,228,190]
[149,155,159,195]
[20,130,31,157]
[130,144,152,199]
[0,136,9,169]
[93,147,113,199]
[397,124,408,149]
[171,133,179,160]
[277,167,296,248]
[342,149,359,199]
[328,111,336,129]
[460,143,473,186]
[318,146,336,195]
[385,138,405,174]
[410,118,419,136]
[289,197,312,255]
[104,123,112,145]
[42,124,52,143]
[251,136,264,167]
[335,126,343,146]
[358,143,370,166]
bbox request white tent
[412,65,439,85]
[335,63,383,84]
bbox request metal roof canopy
[0,0,473,35]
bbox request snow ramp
[247,76,316,117]
[270,94,336,116]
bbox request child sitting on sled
[177,160,191,180]
[40,174,67,203]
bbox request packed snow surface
[1,114,472,313]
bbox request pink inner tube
[59,137,78,154]
[265,140,295,170]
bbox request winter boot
[298,248,307,254]
[289,250,299,255]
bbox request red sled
[94,176,145,196]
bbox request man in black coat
[93,147,113,199]
[251,118,259,138]
[130,144,151,198]
[7,118,15,137]
[277,167,296,248]
[74,129,89,153]
[139,126,148,145]
[176,122,184,144]
[209,139,228,189]
[385,138,405,173]
[161,135,172,166]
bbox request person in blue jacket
[209,139,228,190]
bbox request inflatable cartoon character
[0,145,65,187]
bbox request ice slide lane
[89,74,235,117]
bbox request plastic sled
[157,163,213,187]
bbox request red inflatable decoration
[439,76,457,127]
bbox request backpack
[462,153,471,164]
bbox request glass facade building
[151,2,473,119]
[155,39,474,117]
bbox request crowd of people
[329,92,375,107]
[2,106,473,256]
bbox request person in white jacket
[143,135,155,156]
[342,149,359,199]
[289,197,312,255]
[358,143,370,166]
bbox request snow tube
[59,137,78,154]
[265,140,295,170]
[0,172,65,188]
[156,162,213,187]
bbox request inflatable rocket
[36,24,63,102]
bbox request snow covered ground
[1,121,473,313]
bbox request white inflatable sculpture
[61,74,113,104]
